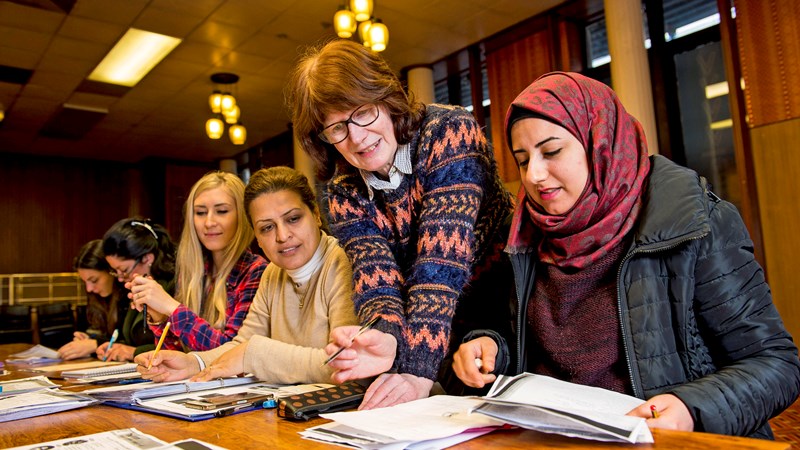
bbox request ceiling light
[350,0,373,22]
[229,123,247,145]
[368,20,389,52]
[88,28,181,87]
[334,6,357,38]
[333,1,388,52]
[206,73,246,145]
[206,116,224,139]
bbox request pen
[323,316,381,366]
[142,304,147,333]
[215,398,278,418]
[147,321,170,370]
[103,329,119,362]
[650,404,659,419]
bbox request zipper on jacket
[617,233,707,399]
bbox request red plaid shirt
[152,249,267,351]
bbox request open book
[83,376,261,403]
[471,373,654,443]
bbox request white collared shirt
[358,144,413,200]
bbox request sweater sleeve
[669,198,800,436]
[153,255,266,352]
[327,108,491,380]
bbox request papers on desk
[5,344,61,364]
[303,373,654,448]
[301,395,506,449]
[26,360,127,374]
[6,427,229,450]
[0,375,58,398]
[472,373,654,443]
[0,389,98,422]
[89,379,331,421]
[83,376,260,403]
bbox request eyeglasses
[318,104,380,145]
[109,257,142,280]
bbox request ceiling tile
[58,16,125,43]
[71,0,148,25]
[0,25,52,55]
[0,2,64,33]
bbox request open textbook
[472,372,654,443]
[6,428,228,450]
[84,376,331,421]
[0,389,98,422]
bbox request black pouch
[277,381,366,420]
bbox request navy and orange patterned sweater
[325,104,514,380]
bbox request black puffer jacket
[483,156,800,438]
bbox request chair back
[36,302,75,348]
[0,305,34,344]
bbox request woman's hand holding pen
[191,341,248,382]
[627,393,694,431]
[452,336,498,388]
[126,275,179,320]
[135,349,199,382]
[324,326,397,383]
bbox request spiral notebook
[61,362,139,379]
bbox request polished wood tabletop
[0,343,791,449]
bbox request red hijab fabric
[505,72,651,269]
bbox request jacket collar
[631,155,711,252]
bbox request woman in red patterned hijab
[451,72,800,439]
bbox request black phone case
[277,381,366,420]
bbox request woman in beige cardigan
[136,166,358,384]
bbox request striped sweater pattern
[326,104,513,379]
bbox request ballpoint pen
[103,329,119,362]
[323,316,381,365]
[142,304,147,333]
[147,321,170,370]
[215,397,278,418]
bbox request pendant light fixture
[333,6,357,38]
[206,73,247,145]
[332,1,388,52]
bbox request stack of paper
[0,389,97,422]
[471,373,654,443]
[301,395,506,449]
[6,428,228,450]
[0,376,59,398]
[5,345,61,364]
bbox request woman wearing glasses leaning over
[126,172,267,353]
[287,39,514,409]
[99,218,176,361]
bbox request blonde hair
[176,171,253,328]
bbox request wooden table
[0,344,791,449]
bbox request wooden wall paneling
[749,117,800,341]
[0,154,133,274]
[716,0,765,268]
[735,0,800,126]
[164,164,215,243]
[486,30,554,183]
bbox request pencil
[323,316,381,365]
[147,321,170,370]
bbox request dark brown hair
[286,39,425,180]
[73,239,120,337]
[244,166,318,226]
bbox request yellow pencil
[147,321,170,370]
